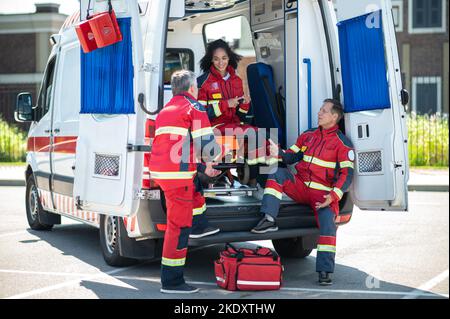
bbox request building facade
[392,0,449,115]
[0,3,67,130]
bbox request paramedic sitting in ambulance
[251,99,354,286]
[149,70,223,294]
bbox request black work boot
[318,272,333,286]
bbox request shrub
[407,113,449,167]
[0,116,27,162]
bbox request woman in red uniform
[197,39,268,186]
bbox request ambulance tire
[272,237,313,258]
[25,176,53,231]
[99,215,137,267]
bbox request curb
[0,180,449,192]
[0,180,25,187]
[408,185,449,192]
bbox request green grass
[0,116,27,162]
[407,114,449,167]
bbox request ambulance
[15,0,409,266]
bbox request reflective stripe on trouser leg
[192,190,208,231]
[316,207,337,273]
[161,185,194,287]
[260,168,294,218]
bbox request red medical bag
[214,244,283,291]
[75,0,122,53]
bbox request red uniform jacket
[279,125,355,203]
[148,93,221,190]
[197,65,250,129]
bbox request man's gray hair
[171,70,197,96]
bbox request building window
[409,0,446,33]
[164,49,194,85]
[412,77,442,114]
[392,1,404,32]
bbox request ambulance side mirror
[15,92,34,122]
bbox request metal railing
[407,113,449,167]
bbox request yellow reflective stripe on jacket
[193,204,206,216]
[264,187,283,200]
[289,144,301,153]
[304,181,333,192]
[149,171,196,179]
[303,155,336,169]
[211,100,221,117]
[317,244,336,253]
[161,257,186,267]
[198,100,208,106]
[332,187,344,199]
[191,127,214,139]
[265,157,282,165]
[247,156,267,165]
[340,161,354,169]
[238,108,249,114]
[155,126,188,137]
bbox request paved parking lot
[0,186,448,299]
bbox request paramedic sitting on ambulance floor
[148,70,224,294]
[251,99,355,286]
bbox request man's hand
[204,162,222,177]
[315,194,333,210]
[268,139,280,157]
[227,97,239,108]
[243,95,251,104]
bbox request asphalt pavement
[0,186,448,299]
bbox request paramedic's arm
[198,87,229,121]
[278,135,305,165]
[329,141,355,203]
[191,102,223,163]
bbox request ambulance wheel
[25,176,53,231]
[99,215,137,267]
[272,237,313,258]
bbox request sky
[0,0,80,15]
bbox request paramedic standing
[251,99,354,285]
[149,70,222,294]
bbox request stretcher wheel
[237,163,250,185]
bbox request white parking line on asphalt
[0,230,28,238]
[4,245,212,299]
[112,276,448,298]
[0,269,93,277]
[5,262,147,299]
[402,269,449,299]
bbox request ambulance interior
[160,0,344,210]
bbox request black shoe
[160,283,200,294]
[251,216,278,234]
[318,272,333,286]
[189,226,220,239]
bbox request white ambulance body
[15,0,409,266]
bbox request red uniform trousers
[261,168,338,273]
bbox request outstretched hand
[204,162,222,177]
[315,194,333,210]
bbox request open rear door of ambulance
[332,0,409,211]
[73,0,169,217]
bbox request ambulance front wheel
[25,176,53,231]
[272,237,313,258]
[99,215,137,267]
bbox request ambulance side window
[36,57,56,121]
[164,49,194,85]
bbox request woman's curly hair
[200,39,242,73]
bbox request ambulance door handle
[138,93,160,115]
[44,129,51,134]
[303,58,312,130]
[53,128,60,134]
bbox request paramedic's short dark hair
[324,98,344,123]
[200,39,242,73]
[171,70,197,96]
